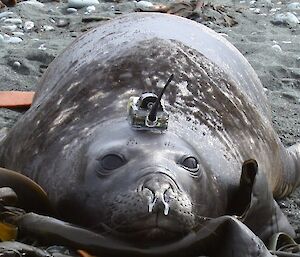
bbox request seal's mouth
[114,226,183,245]
[96,213,189,246]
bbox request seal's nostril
[140,177,173,216]
[142,187,155,200]
[143,178,171,195]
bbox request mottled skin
[0,13,299,247]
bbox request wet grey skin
[0,12,300,248]
[76,120,224,244]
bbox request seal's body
[0,13,299,246]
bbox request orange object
[77,250,95,257]
[0,222,18,241]
[0,91,35,108]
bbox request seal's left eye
[100,154,125,171]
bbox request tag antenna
[148,74,174,122]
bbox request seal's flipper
[287,143,300,187]
[228,160,295,241]
[239,160,295,241]
[275,143,300,198]
[227,159,257,216]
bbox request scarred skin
[0,13,299,249]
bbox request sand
[0,0,300,242]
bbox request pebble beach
[0,0,300,242]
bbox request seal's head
[61,120,223,243]
[51,79,231,245]
[55,117,227,245]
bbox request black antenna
[148,74,174,122]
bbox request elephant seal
[0,12,300,251]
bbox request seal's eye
[180,156,200,177]
[182,156,198,170]
[100,154,125,171]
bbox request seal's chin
[97,214,188,246]
[104,226,184,246]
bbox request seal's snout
[139,174,177,216]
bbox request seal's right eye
[179,155,201,178]
[99,154,126,172]
[181,156,199,171]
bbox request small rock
[39,64,48,73]
[294,199,300,207]
[287,2,300,10]
[270,7,281,12]
[66,7,78,13]
[262,0,273,8]
[252,8,261,13]
[21,0,44,8]
[12,61,21,68]
[278,201,288,208]
[47,9,55,14]
[1,24,17,31]
[0,12,14,19]
[271,44,282,52]
[218,32,229,37]
[12,31,24,36]
[24,21,34,32]
[135,0,154,11]
[8,58,31,75]
[70,31,78,37]
[55,18,70,28]
[271,12,300,26]
[46,246,71,256]
[285,209,295,217]
[8,38,23,44]
[3,18,22,25]
[26,49,55,64]
[86,5,95,13]
[42,25,55,31]
[38,44,47,50]
[67,0,99,9]
[5,36,23,43]
[249,0,256,6]
[282,92,298,101]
